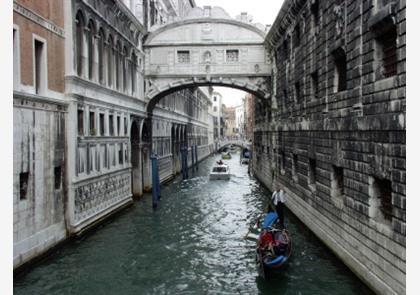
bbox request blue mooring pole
[150,153,159,209]
[191,145,195,170]
[181,145,188,180]
[195,145,198,170]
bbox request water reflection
[14,153,373,295]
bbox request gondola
[256,212,292,278]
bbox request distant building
[211,91,223,139]
[224,106,236,138]
[235,99,245,137]
[244,93,254,141]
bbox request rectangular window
[280,151,285,173]
[117,116,121,136]
[226,49,239,62]
[99,113,105,136]
[308,158,316,185]
[283,38,289,59]
[213,106,217,112]
[19,172,29,200]
[311,0,320,28]
[109,114,114,136]
[295,81,301,103]
[54,166,61,189]
[78,109,84,136]
[333,49,347,92]
[369,177,393,224]
[332,165,344,196]
[119,143,123,164]
[292,154,298,181]
[377,28,397,78]
[213,96,217,102]
[311,71,319,100]
[34,39,45,94]
[13,28,19,89]
[124,117,128,135]
[89,111,95,135]
[177,50,190,63]
[294,24,301,47]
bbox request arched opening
[130,120,141,198]
[141,118,152,192]
[75,11,85,76]
[87,20,95,80]
[98,28,105,84]
[107,35,114,87]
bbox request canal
[14,153,374,295]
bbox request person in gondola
[272,186,286,228]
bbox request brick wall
[257,0,406,294]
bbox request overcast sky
[195,0,285,106]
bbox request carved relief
[333,4,345,38]
[201,23,214,40]
[74,172,131,222]
[203,51,212,63]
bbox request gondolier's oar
[243,204,268,240]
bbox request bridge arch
[145,78,270,115]
[143,6,272,116]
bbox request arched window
[122,46,127,91]
[131,52,137,95]
[98,29,105,84]
[75,11,85,76]
[115,41,121,90]
[87,20,95,80]
[107,35,113,87]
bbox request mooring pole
[150,153,159,209]
[191,144,195,170]
[156,154,161,200]
[181,145,188,180]
[195,145,199,170]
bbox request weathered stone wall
[258,0,406,294]
[13,0,67,269]
[13,96,67,269]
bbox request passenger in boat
[272,186,287,228]
[217,160,224,165]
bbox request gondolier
[272,186,286,228]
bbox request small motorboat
[221,152,232,159]
[256,212,292,278]
[209,161,230,180]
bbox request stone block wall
[13,96,67,269]
[259,0,406,294]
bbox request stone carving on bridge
[201,23,214,40]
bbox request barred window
[177,51,190,63]
[226,49,239,62]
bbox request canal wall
[259,0,406,294]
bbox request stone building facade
[244,93,254,141]
[13,0,67,269]
[13,0,213,269]
[258,0,406,294]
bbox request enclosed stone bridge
[143,6,272,115]
[216,139,252,152]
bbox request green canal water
[14,153,374,295]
